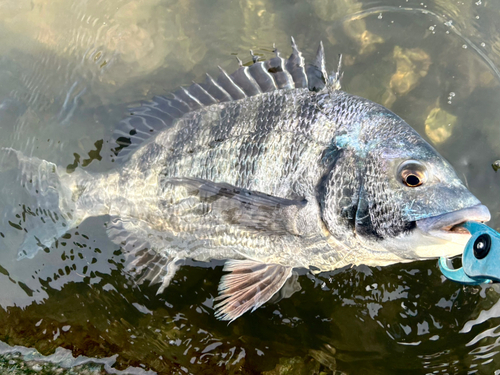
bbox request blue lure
[439,222,500,285]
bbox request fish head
[357,136,490,261]
[321,105,490,264]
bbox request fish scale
[5,38,490,322]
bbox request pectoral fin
[214,260,293,322]
[163,177,307,236]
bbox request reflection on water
[0,0,499,373]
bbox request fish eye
[398,160,427,187]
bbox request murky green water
[0,0,499,373]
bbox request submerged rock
[424,105,457,145]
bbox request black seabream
[3,38,491,322]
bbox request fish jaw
[353,204,492,264]
[407,204,491,259]
[416,204,491,244]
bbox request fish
[2,38,491,322]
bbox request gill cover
[318,148,360,245]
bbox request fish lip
[416,204,491,234]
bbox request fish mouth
[416,204,491,242]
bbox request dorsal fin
[307,41,328,92]
[112,38,341,162]
[286,36,308,89]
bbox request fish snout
[417,204,491,234]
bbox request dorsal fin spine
[278,56,294,87]
[286,36,308,88]
[142,103,176,118]
[217,66,247,99]
[132,105,174,122]
[191,82,219,104]
[263,56,294,89]
[165,95,191,113]
[242,66,262,94]
[229,66,262,96]
[273,43,280,57]
[315,41,328,80]
[180,86,204,107]
[174,90,201,110]
[249,49,260,63]
[248,62,278,92]
[171,94,192,111]
[151,96,188,117]
[204,73,232,102]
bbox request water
[0,0,499,373]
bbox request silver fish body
[8,40,491,321]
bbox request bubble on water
[462,44,468,49]
[447,92,456,105]
[378,13,383,19]
[476,15,480,19]
[429,25,435,31]
[481,42,486,47]
[475,0,482,4]
[446,30,450,34]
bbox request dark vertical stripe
[295,94,317,136]
[170,112,205,158]
[209,102,242,143]
[234,94,283,187]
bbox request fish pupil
[397,160,426,187]
[405,174,420,186]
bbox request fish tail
[1,147,79,259]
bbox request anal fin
[106,216,181,293]
[214,260,293,322]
